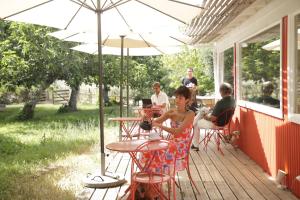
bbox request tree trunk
[68,87,79,112]
[18,87,44,120]
[104,85,109,105]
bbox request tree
[129,56,168,99]
[59,49,97,111]
[160,46,214,95]
[0,21,64,118]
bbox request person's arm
[203,112,216,122]
[159,103,166,108]
[194,77,198,86]
[159,93,169,108]
[151,95,156,105]
[153,111,195,136]
[152,109,172,123]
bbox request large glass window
[224,47,234,87]
[240,24,281,109]
[296,14,300,114]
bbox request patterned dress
[139,121,192,173]
[169,121,192,171]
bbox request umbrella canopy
[49,29,191,47]
[70,43,182,56]
[0,0,203,187]
[49,30,188,123]
[1,0,203,33]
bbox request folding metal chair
[130,140,177,200]
[174,127,200,195]
[200,107,235,155]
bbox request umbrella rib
[137,34,153,47]
[65,0,88,29]
[70,0,96,11]
[101,0,109,10]
[62,32,81,40]
[102,35,110,45]
[169,36,187,45]
[102,0,131,12]
[135,0,186,25]
[168,0,204,9]
[89,0,97,9]
[2,0,54,19]
[108,0,132,31]
[153,46,164,54]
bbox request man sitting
[192,83,236,151]
[151,82,170,114]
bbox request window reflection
[296,14,300,113]
[224,47,234,87]
[240,24,281,108]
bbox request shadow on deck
[79,142,299,200]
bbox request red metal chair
[174,127,200,195]
[200,107,235,155]
[130,140,177,200]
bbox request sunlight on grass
[0,104,121,199]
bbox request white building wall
[214,0,300,119]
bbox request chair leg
[130,181,136,200]
[172,179,176,200]
[215,133,224,155]
[186,165,200,194]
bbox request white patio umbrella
[0,0,203,188]
[71,43,182,120]
[71,43,182,56]
[49,30,188,122]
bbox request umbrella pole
[97,0,105,178]
[126,48,129,117]
[119,35,124,141]
[84,0,126,188]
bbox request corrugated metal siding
[234,16,300,197]
[238,108,300,197]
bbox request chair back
[135,140,177,176]
[174,126,193,172]
[214,107,235,127]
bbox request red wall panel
[234,16,300,197]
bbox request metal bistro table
[109,117,142,140]
[106,139,168,198]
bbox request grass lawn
[0,104,121,200]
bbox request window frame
[237,21,283,119]
[288,11,300,124]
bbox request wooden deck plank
[89,153,124,200]
[205,145,251,200]
[205,142,266,200]
[197,146,237,200]
[118,155,132,199]
[226,146,300,200]
[103,154,131,200]
[196,148,224,200]
[87,139,300,200]
[189,151,211,200]
[177,170,197,199]
[217,144,281,200]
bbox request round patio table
[106,139,168,199]
[108,117,142,140]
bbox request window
[295,14,300,114]
[240,24,281,110]
[223,47,234,87]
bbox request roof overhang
[186,0,273,45]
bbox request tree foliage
[0,20,97,117]
[160,46,214,95]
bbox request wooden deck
[80,142,299,200]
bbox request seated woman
[136,86,194,199]
[152,85,195,171]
